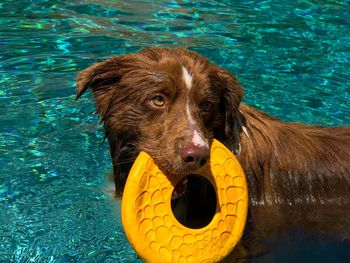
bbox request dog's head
[76,47,243,182]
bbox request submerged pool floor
[0,0,349,262]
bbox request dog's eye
[150,95,165,107]
[199,101,212,112]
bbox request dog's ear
[212,67,243,111]
[76,57,125,118]
[210,66,244,148]
[210,66,243,112]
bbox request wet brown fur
[76,47,350,260]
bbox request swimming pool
[0,0,349,262]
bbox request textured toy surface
[121,139,248,263]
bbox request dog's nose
[180,143,209,168]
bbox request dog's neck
[236,104,350,238]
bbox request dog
[76,47,350,260]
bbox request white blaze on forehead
[186,100,209,149]
[186,101,195,125]
[182,66,192,90]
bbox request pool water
[0,0,349,262]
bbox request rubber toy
[122,139,248,263]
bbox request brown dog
[76,47,350,260]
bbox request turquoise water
[0,0,349,262]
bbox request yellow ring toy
[122,139,248,263]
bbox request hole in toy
[171,174,217,229]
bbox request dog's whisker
[113,159,135,166]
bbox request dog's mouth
[171,177,188,199]
[170,174,217,229]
